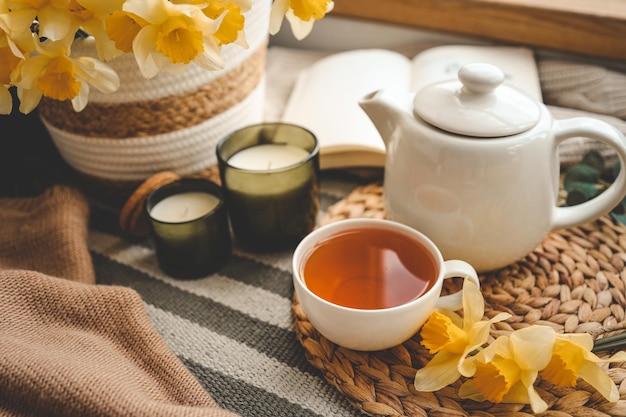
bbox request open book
[281,44,542,170]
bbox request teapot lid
[413,63,540,137]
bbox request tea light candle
[227,144,310,171]
[149,192,220,223]
[145,178,231,279]
[217,123,320,251]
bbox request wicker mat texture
[293,182,626,417]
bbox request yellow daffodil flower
[110,0,224,79]
[5,0,74,42]
[206,1,247,46]
[414,279,511,391]
[105,10,147,54]
[186,0,251,47]
[67,0,126,61]
[17,37,119,113]
[541,332,626,403]
[269,0,333,40]
[458,325,556,414]
[1,0,332,113]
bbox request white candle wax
[150,191,220,223]
[227,144,310,170]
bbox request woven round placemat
[293,181,626,417]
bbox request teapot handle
[552,117,626,230]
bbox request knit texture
[0,186,93,284]
[0,185,240,417]
[540,59,626,120]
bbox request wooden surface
[331,0,626,62]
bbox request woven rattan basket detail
[293,182,626,417]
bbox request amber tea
[301,227,438,310]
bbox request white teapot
[359,63,626,272]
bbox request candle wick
[267,161,272,170]
[182,206,189,219]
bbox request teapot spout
[359,88,416,148]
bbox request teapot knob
[458,63,505,94]
[414,62,540,137]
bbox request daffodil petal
[193,39,224,71]
[557,332,594,350]
[74,57,120,93]
[586,349,626,365]
[17,86,42,114]
[579,360,620,402]
[78,0,126,16]
[463,312,511,357]
[462,278,484,326]
[70,81,89,112]
[510,325,555,370]
[6,35,26,59]
[520,370,545,409]
[459,318,511,376]
[476,334,510,362]
[458,347,478,377]
[501,377,548,414]
[467,316,503,349]
[435,308,463,327]
[81,23,123,61]
[37,7,73,42]
[526,389,549,414]
[0,85,12,114]
[19,54,48,88]
[458,320,497,376]
[153,51,180,74]
[458,380,487,402]
[285,11,315,40]
[414,351,462,392]
[132,26,161,78]
[269,0,289,35]
[490,312,513,323]
[4,9,37,35]
[124,0,169,24]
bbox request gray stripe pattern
[90,172,375,417]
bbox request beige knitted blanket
[0,186,239,417]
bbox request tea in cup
[292,218,479,351]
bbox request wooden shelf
[331,0,626,62]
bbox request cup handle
[435,259,480,311]
[552,117,626,229]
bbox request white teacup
[292,218,479,351]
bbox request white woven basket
[39,0,270,203]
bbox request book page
[281,49,411,169]
[409,45,543,101]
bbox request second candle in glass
[216,123,320,251]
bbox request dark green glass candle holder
[145,178,231,279]
[216,123,320,252]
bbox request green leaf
[611,211,626,225]
[563,165,600,192]
[581,149,605,172]
[565,182,600,205]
